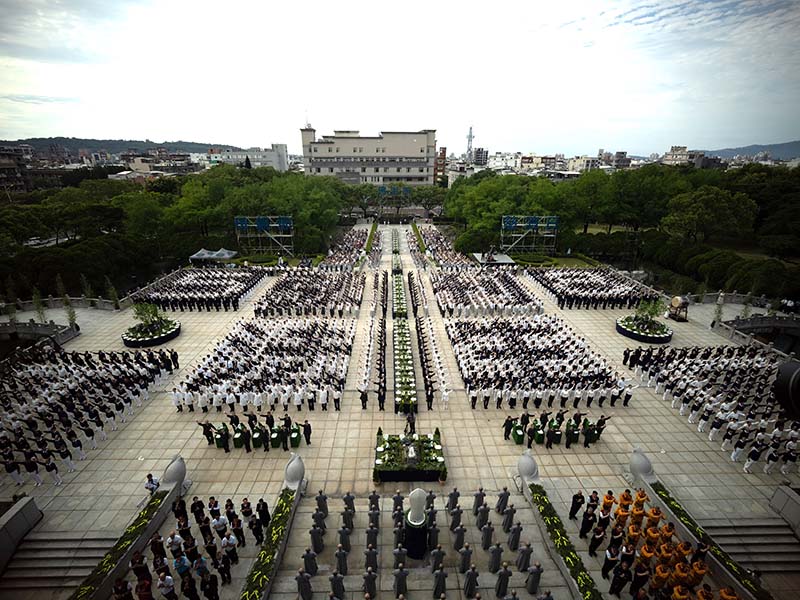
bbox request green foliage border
[411,222,426,253]
[365,221,377,253]
[239,487,297,600]
[649,481,773,600]
[528,484,603,600]
[69,490,168,600]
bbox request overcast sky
[1,0,799,156]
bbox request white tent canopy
[189,248,238,261]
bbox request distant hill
[0,137,242,155]
[703,140,800,160]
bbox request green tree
[65,302,77,328]
[243,156,252,169]
[32,287,47,322]
[80,273,95,299]
[55,273,67,298]
[661,186,757,242]
[104,275,120,309]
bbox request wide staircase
[0,530,117,596]
[698,516,800,574]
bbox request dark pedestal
[405,518,428,560]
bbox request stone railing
[2,295,131,313]
[769,486,800,538]
[0,497,43,574]
[120,268,182,304]
[712,320,796,362]
[0,319,80,346]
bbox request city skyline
[1,0,799,156]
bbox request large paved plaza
[2,224,798,600]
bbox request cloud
[0,94,77,105]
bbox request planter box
[375,468,441,482]
[615,319,672,344]
[512,427,524,445]
[122,323,181,348]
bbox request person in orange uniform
[669,561,691,588]
[646,506,664,530]
[639,541,656,565]
[618,489,634,510]
[696,583,714,600]
[626,523,642,548]
[673,541,693,565]
[671,585,690,600]
[633,488,649,509]
[615,504,631,528]
[657,542,674,566]
[688,560,708,587]
[648,563,670,596]
[601,490,617,512]
[719,587,740,600]
[630,503,646,528]
[645,526,661,547]
[660,522,676,545]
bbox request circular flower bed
[615,315,672,344]
[122,319,181,348]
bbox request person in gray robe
[368,490,380,510]
[335,543,348,575]
[362,567,377,598]
[316,490,328,517]
[433,567,447,598]
[330,570,345,598]
[476,503,490,530]
[501,504,516,533]
[446,487,460,510]
[430,544,445,572]
[392,509,404,527]
[473,487,486,515]
[463,565,479,598]
[526,561,543,594]
[495,487,510,514]
[488,542,503,573]
[295,568,312,600]
[342,508,354,531]
[481,521,494,550]
[426,490,436,509]
[393,564,409,598]
[368,507,381,530]
[393,544,407,568]
[428,523,440,550]
[426,506,437,527]
[507,522,522,551]
[495,563,511,597]
[392,491,404,512]
[313,509,326,531]
[453,523,466,550]
[366,523,378,548]
[503,591,519,600]
[449,505,463,531]
[343,491,355,513]
[310,526,324,554]
[302,548,318,575]
[459,543,473,573]
[393,525,404,547]
[338,527,351,553]
[364,544,378,571]
[516,542,533,572]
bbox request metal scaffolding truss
[234,216,295,256]
[500,215,559,255]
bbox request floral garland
[529,484,603,600]
[373,428,446,481]
[617,315,672,337]
[392,229,400,254]
[650,482,773,600]
[392,274,407,318]
[121,318,180,342]
[240,487,296,600]
[69,490,168,600]
[393,317,416,410]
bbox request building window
[315,167,320,173]
[375,167,380,173]
[385,167,389,172]
[329,168,334,172]
[313,147,318,152]
[336,147,340,153]
[361,167,366,172]
[407,168,411,172]
[420,148,424,153]
[419,168,424,172]
[397,167,401,172]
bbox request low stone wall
[769,486,800,538]
[0,320,80,345]
[0,497,43,574]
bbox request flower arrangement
[650,482,773,600]
[122,303,180,347]
[69,491,168,600]
[392,274,407,318]
[392,254,403,275]
[616,299,672,342]
[392,229,400,254]
[239,487,296,600]
[528,484,603,600]
[373,428,446,482]
[393,317,417,412]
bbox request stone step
[712,535,800,546]
[699,517,789,528]
[2,566,94,579]
[4,556,102,569]
[701,525,797,537]
[0,576,88,590]
[726,544,800,556]
[11,547,109,560]
[23,531,118,542]
[17,539,114,551]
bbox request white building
[566,155,600,172]
[300,126,437,186]
[662,145,690,166]
[487,152,522,170]
[207,145,288,171]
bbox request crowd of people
[431,267,544,317]
[294,488,549,600]
[252,270,365,317]
[367,229,383,269]
[2,341,170,487]
[320,227,368,271]
[173,317,355,414]
[196,411,311,453]
[406,229,428,270]
[112,494,274,600]
[571,488,736,600]
[132,266,267,312]
[625,344,798,474]
[446,315,627,411]
[527,267,657,310]
[418,225,474,270]
[357,271,387,400]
